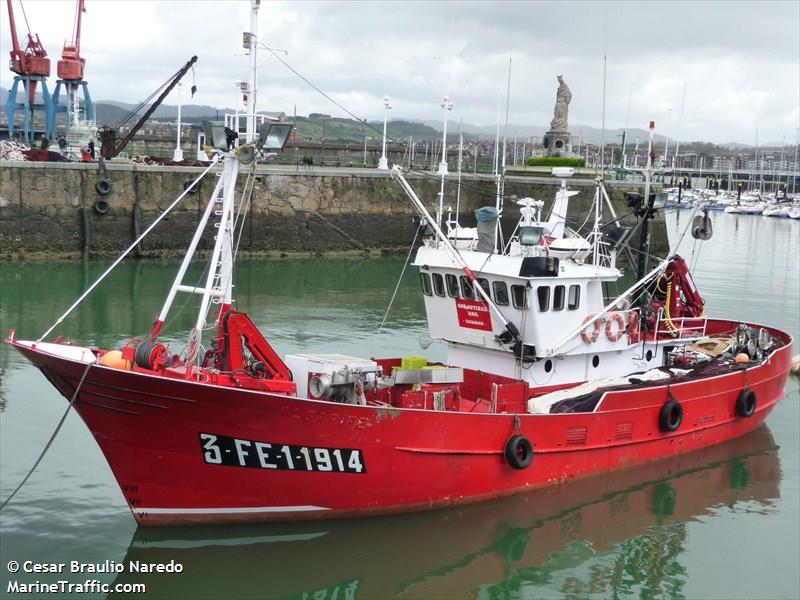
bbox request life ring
[627,310,640,339]
[659,399,683,432]
[95,178,113,196]
[93,199,110,215]
[580,315,602,344]
[504,435,533,470]
[605,312,626,342]
[735,388,757,418]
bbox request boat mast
[793,127,799,195]
[636,121,657,284]
[454,119,464,229]
[673,82,687,171]
[495,56,512,251]
[153,153,240,361]
[246,0,260,143]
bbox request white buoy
[791,354,800,375]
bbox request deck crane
[97,56,197,159]
[49,0,94,136]
[5,0,55,143]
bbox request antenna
[502,56,511,172]
[623,83,632,168]
[600,52,607,175]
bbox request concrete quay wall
[0,161,667,260]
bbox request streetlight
[172,82,183,162]
[378,96,391,170]
[438,96,454,175]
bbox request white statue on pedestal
[550,75,572,132]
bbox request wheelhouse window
[553,285,565,311]
[432,273,446,297]
[460,276,475,299]
[492,281,510,306]
[446,274,459,297]
[420,273,432,296]
[511,284,528,309]
[568,284,581,310]
[476,278,491,299]
[537,286,550,312]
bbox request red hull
[12,319,792,526]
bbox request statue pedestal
[543,131,572,157]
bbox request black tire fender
[504,435,533,470]
[95,178,113,196]
[735,388,757,418]
[183,179,199,194]
[93,199,110,215]
[659,399,683,432]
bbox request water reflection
[114,427,779,599]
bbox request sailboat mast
[673,82,686,170]
[636,121,656,285]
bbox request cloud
[1,0,797,144]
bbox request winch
[284,353,382,405]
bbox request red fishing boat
[8,120,792,526]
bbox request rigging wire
[263,46,388,142]
[0,361,93,512]
[377,225,421,333]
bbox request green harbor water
[0,211,798,599]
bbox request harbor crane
[97,56,198,159]
[5,0,55,143]
[49,0,95,135]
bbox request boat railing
[653,307,708,340]
[593,237,616,269]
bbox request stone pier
[0,161,667,260]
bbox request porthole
[511,285,528,309]
[420,273,432,296]
[646,350,653,361]
[445,274,459,297]
[460,276,475,299]
[493,281,510,306]
[544,359,553,373]
[592,355,600,368]
[553,285,565,311]
[537,286,550,312]
[568,284,580,310]
[432,273,445,297]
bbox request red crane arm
[6,0,22,65]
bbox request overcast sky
[2,0,798,144]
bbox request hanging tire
[183,179,199,194]
[93,199,110,215]
[504,435,533,470]
[95,179,113,195]
[659,399,683,432]
[735,388,757,418]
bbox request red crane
[5,0,50,101]
[57,0,85,81]
[51,0,94,131]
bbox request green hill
[293,116,439,143]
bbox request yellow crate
[401,356,428,370]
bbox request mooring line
[0,361,93,512]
